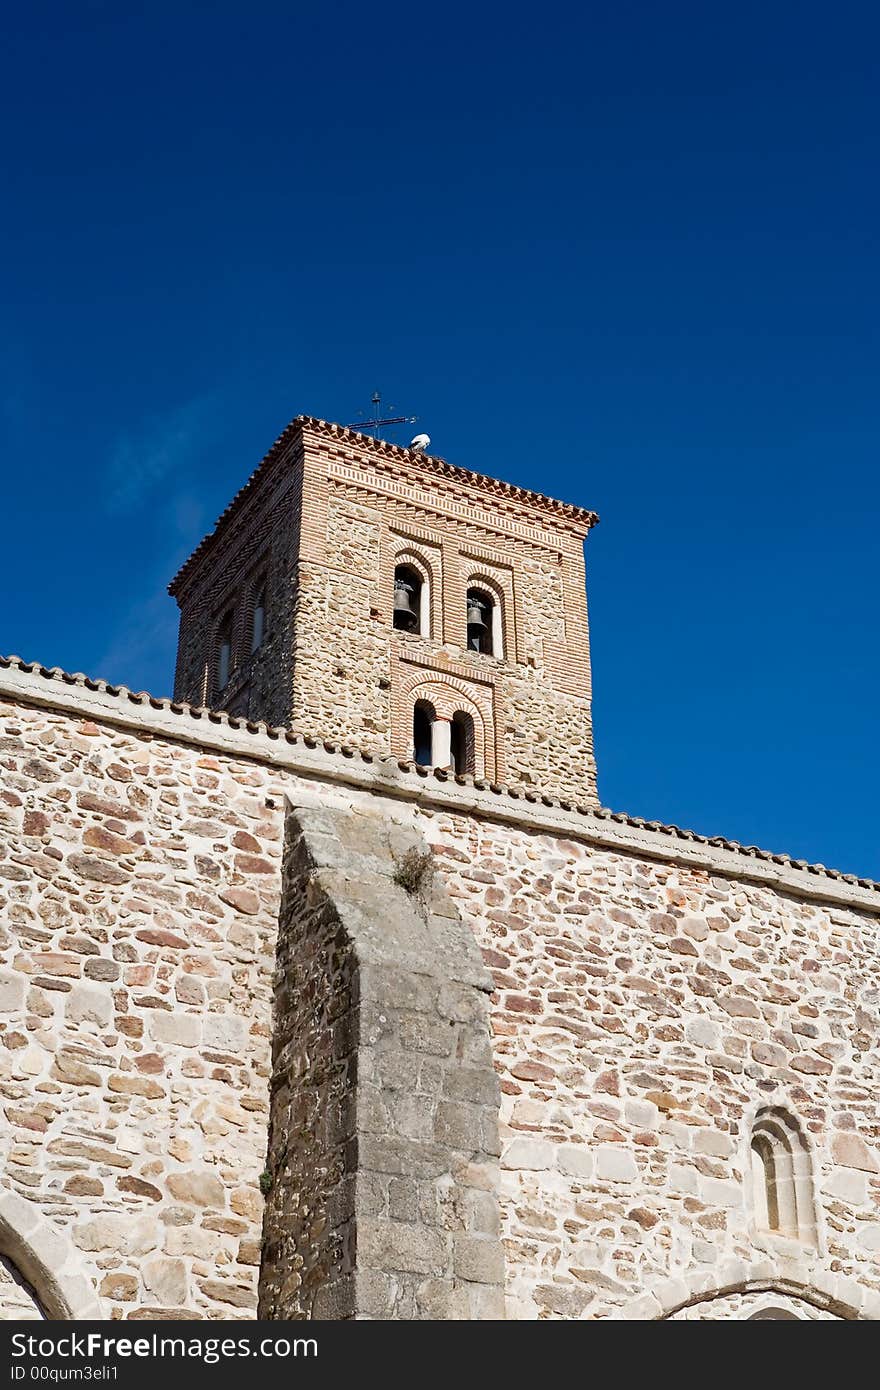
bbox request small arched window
[216,611,234,692]
[466,588,495,655]
[750,1108,817,1245]
[412,701,434,766]
[252,581,267,653]
[394,565,423,634]
[450,711,475,776]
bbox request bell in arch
[466,588,492,653]
[393,571,420,632]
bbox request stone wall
[0,691,283,1318]
[259,805,502,1319]
[418,812,880,1319]
[1,658,879,1320]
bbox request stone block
[453,1233,504,1285]
[143,1258,188,1307]
[148,1011,201,1048]
[202,1014,248,1053]
[65,984,112,1028]
[358,1218,449,1276]
[166,1171,225,1207]
[0,970,25,1013]
[595,1146,639,1183]
[502,1138,555,1171]
[831,1131,879,1173]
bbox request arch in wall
[412,699,435,766]
[464,573,505,658]
[0,1190,103,1320]
[393,549,434,637]
[608,1260,878,1321]
[450,710,476,776]
[403,679,489,779]
[748,1107,818,1247]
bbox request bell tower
[169,416,599,805]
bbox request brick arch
[464,572,506,659]
[394,547,435,638]
[607,1259,877,1321]
[0,1190,103,1320]
[398,674,495,781]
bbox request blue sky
[2,3,878,876]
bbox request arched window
[466,587,498,655]
[251,581,267,653]
[412,701,434,766]
[394,565,423,634]
[450,711,475,775]
[750,1108,817,1245]
[216,611,234,692]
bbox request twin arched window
[393,561,502,658]
[750,1108,817,1246]
[411,704,475,775]
[214,575,268,695]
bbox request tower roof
[168,414,599,596]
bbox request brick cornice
[168,415,598,595]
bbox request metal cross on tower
[346,392,418,440]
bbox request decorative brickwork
[169,418,598,805]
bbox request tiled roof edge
[167,415,600,595]
[1,651,876,897]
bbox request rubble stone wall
[1,663,878,1319]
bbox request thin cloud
[105,394,216,514]
[95,592,178,695]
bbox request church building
[0,417,878,1320]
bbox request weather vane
[347,392,418,440]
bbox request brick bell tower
[168,416,600,804]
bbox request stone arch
[748,1107,818,1246]
[0,1190,103,1320]
[608,1260,879,1321]
[402,678,490,780]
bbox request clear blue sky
[3,4,878,876]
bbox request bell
[394,581,419,630]
[466,601,488,633]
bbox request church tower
[169,416,599,804]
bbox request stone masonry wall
[1,663,879,1320]
[0,698,285,1318]
[417,811,880,1319]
